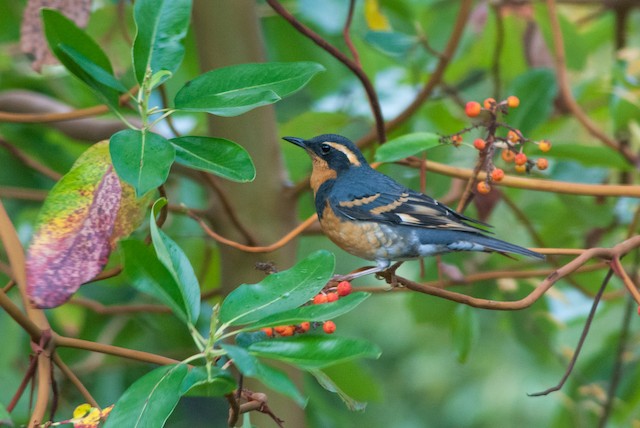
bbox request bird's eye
[320,144,331,155]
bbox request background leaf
[505,69,558,135]
[374,132,441,162]
[219,250,334,326]
[109,129,176,196]
[180,367,236,397]
[174,62,325,116]
[171,136,256,182]
[132,0,192,85]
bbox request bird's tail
[469,234,544,260]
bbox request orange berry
[313,294,328,305]
[473,138,486,151]
[280,326,295,337]
[538,140,552,152]
[451,134,463,147]
[506,96,520,108]
[507,130,520,143]
[274,326,288,335]
[261,327,273,337]
[476,181,491,194]
[336,281,352,296]
[326,292,339,302]
[491,168,504,182]
[514,164,527,174]
[483,98,496,110]
[514,152,527,166]
[501,149,515,163]
[536,158,549,170]
[323,321,336,334]
[299,321,311,332]
[465,101,481,118]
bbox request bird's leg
[332,260,390,282]
[377,261,404,287]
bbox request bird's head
[283,134,368,173]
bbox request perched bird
[284,134,544,280]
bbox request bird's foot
[376,262,404,288]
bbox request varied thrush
[284,134,544,280]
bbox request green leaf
[219,250,334,326]
[121,239,189,323]
[171,136,256,182]
[222,344,306,406]
[110,129,176,196]
[451,305,477,363]
[374,132,441,163]
[505,69,557,135]
[174,62,325,117]
[132,0,192,85]
[541,143,631,171]
[0,402,12,426]
[248,335,381,370]
[364,31,418,58]
[150,199,200,323]
[41,9,122,108]
[242,292,370,332]
[309,369,368,411]
[103,364,188,428]
[180,366,236,397]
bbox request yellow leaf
[365,0,391,31]
[73,403,92,419]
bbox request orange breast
[319,203,390,261]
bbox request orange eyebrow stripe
[370,193,409,215]
[339,194,381,208]
[326,142,361,166]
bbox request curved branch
[265,0,386,142]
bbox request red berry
[476,181,491,195]
[501,149,515,163]
[538,140,552,152]
[336,281,352,296]
[536,158,549,170]
[299,321,311,332]
[473,138,486,151]
[507,130,520,143]
[323,321,336,334]
[491,168,504,182]
[514,153,527,166]
[261,327,273,337]
[506,96,520,108]
[280,326,295,337]
[465,101,481,118]
[326,292,339,302]
[483,97,496,110]
[313,294,328,305]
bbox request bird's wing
[330,176,490,233]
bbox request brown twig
[69,297,172,314]
[528,268,613,396]
[0,139,62,180]
[265,0,386,143]
[342,0,361,66]
[545,0,639,167]
[0,186,49,201]
[52,353,100,408]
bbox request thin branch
[189,210,318,253]
[0,186,49,201]
[265,0,386,143]
[598,296,634,427]
[545,0,639,167]
[528,268,613,396]
[610,256,640,305]
[342,0,361,66]
[69,297,171,315]
[52,353,99,408]
[0,139,62,180]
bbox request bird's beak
[283,136,307,149]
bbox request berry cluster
[449,96,552,194]
[260,281,352,337]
